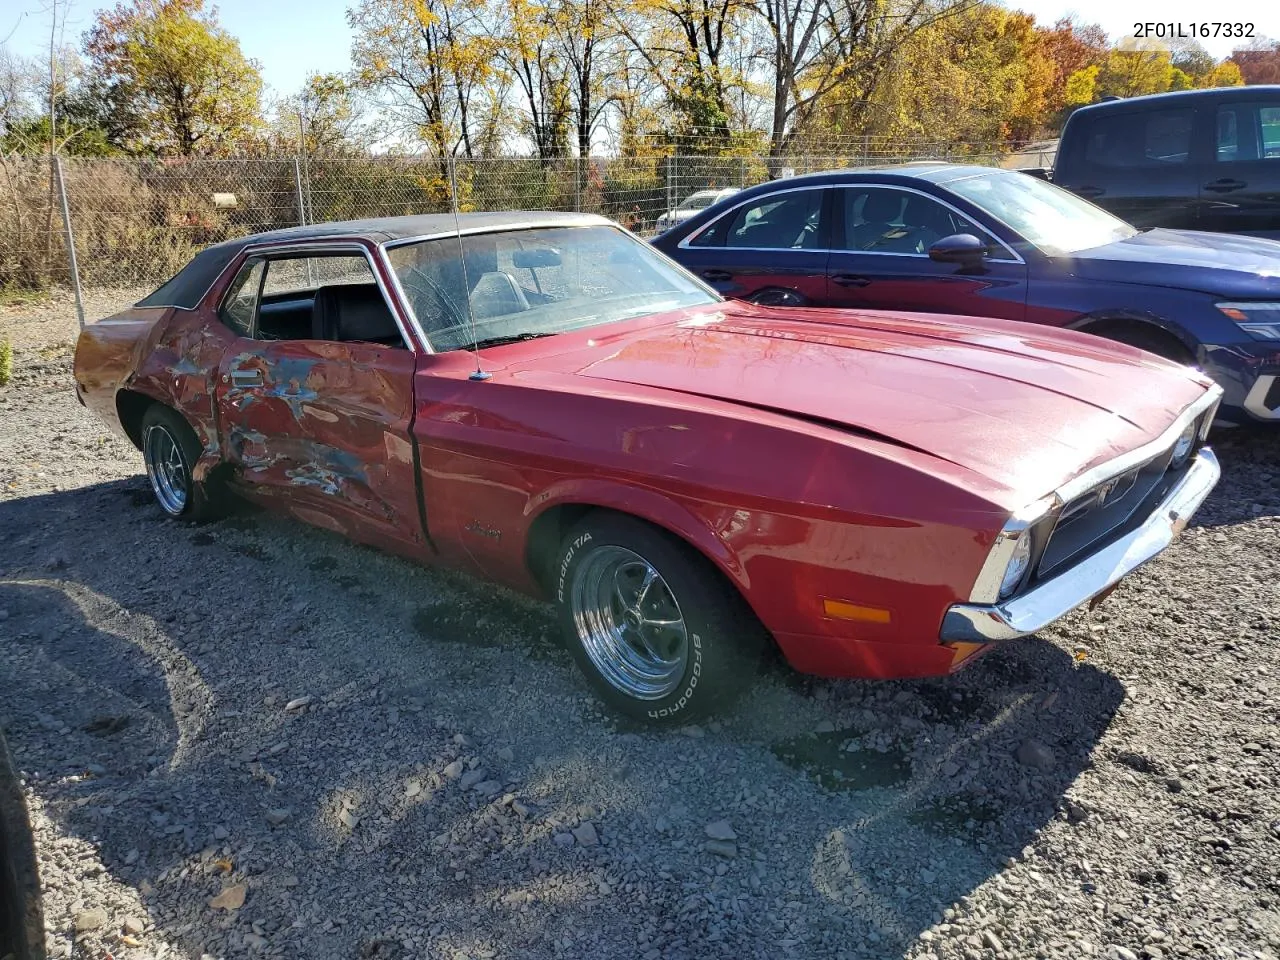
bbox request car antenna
[448,158,490,381]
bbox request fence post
[574,156,581,212]
[665,156,675,213]
[53,156,85,329]
[293,156,307,226]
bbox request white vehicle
[654,188,740,232]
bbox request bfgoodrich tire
[140,405,224,523]
[554,512,766,724]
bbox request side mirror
[928,233,988,266]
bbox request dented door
[215,339,424,551]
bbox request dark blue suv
[653,164,1280,424]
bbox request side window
[1217,102,1280,162]
[1082,109,1194,168]
[691,189,823,249]
[217,258,264,336]
[841,188,983,254]
[255,253,402,346]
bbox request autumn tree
[348,0,501,159]
[1229,38,1280,84]
[612,0,752,149]
[275,72,369,154]
[500,0,572,160]
[551,0,619,158]
[84,0,263,156]
[1038,17,1107,125]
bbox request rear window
[1079,108,1195,168]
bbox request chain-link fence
[2,143,1016,324]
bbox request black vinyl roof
[136,211,609,309]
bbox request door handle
[831,274,872,288]
[701,269,732,282]
[229,369,264,387]
[1075,185,1105,198]
[1204,178,1246,193]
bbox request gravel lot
[1,293,1278,960]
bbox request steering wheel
[399,268,468,334]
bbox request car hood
[1070,229,1280,298]
[547,304,1208,502]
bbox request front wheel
[140,405,224,522]
[554,513,765,724]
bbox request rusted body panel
[73,228,1217,682]
[73,307,172,438]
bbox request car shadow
[0,476,1138,959]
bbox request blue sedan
[652,164,1280,424]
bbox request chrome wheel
[144,423,189,516]
[570,545,688,700]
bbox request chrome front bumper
[940,448,1221,643]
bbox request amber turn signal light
[822,599,891,624]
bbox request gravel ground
[1,294,1278,960]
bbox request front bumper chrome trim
[941,448,1220,643]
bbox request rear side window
[217,259,264,337]
[1216,102,1280,161]
[690,189,824,249]
[1081,108,1195,168]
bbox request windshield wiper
[470,332,557,350]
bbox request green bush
[0,339,12,387]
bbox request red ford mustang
[74,212,1222,723]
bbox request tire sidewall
[555,520,723,723]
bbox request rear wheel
[140,405,224,522]
[554,513,766,724]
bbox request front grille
[1035,441,1180,579]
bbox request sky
[3,0,1277,100]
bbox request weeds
[0,338,12,386]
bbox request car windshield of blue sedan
[386,225,718,352]
[948,172,1137,256]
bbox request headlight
[1170,419,1197,467]
[971,500,1053,604]
[999,529,1033,599]
[1216,302,1280,340]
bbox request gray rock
[704,820,737,841]
[572,822,599,846]
[1105,947,1138,960]
[122,917,145,936]
[982,931,1003,951]
[442,760,465,780]
[74,908,108,932]
[284,695,313,712]
[213,826,229,840]
[265,808,291,826]
[704,840,737,859]
[496,746,514,762]
[459,768,488,790]
[1016,739,1055,771]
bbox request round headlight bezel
[1170,420,1197,468]
[998,528,1034,600]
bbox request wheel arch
[1067,309,1199,363]
[115,387,161,450]
[522,482,751,608]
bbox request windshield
[946,171,1136,255]
[679,192,722,211]
[385,225,719,352]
